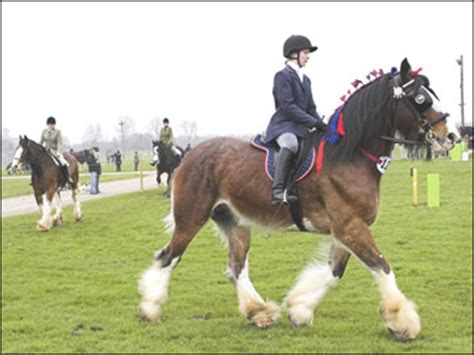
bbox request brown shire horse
[9,136,82,231]
[138,59,452,341]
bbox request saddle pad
[250,135,316,182]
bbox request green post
[427,173,440,208]
[451,144,462,161]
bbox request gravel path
[2,172,160,218]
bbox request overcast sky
[2,2,472,144]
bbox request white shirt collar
[287,61,304,82]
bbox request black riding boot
[271,148,298,205]
[61,165,73,185]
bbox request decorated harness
[317,66,449,176]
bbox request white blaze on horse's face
[10,146,24,173]
[152,146,160,164]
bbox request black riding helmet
[46,116,56,125]
[283,35,318,58]
[163,118,169,124]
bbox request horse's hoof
[247,301,280,329]
[73,211,82,221]
[52,216,64,226]
[380,298,420,341]
[36,222,49,232]
[138,302,162,324]
[286,305,314,327]
[388,328,415,342]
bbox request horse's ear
[24,135,28,141]
[19,135,27,146]
[400,58,412,81]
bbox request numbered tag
[376,156,391,174]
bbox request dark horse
[150,140,184,197]
[71,149,91,165]
[9,136,82,231]
[139,59,452,341]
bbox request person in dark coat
[265,35,327,205]
[86,149,100,194]
[114,150,122,172]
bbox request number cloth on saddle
[250,135,316,183]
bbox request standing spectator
[106,151,113,164]
[86,149,100,194]
[133,151,140,171]
[114,150,122,172]
[92,147,102,193]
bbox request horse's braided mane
[324,74,393,162]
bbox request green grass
[2,156,156,177]
[1,160,472,353]
[1,173,145,199]
[97,161,155,174]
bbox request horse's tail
[64,152,80,190]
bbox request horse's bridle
[380,74,449,146]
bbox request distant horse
[8,136,82,231]
[138,59,453,341]
[71,149,90,165]
[150,140,184,197]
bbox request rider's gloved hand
[310,119,328,133]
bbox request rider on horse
[265,35,328,205]
[160,118,181,158]
[40,116,72,184]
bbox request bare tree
[116,115,135,152]
[82,124,103,146]
[2,128,16,154]
[180,120,198,144]
[147,117,162,139]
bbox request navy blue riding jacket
[265,65,323,143]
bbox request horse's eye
[414,94,425,105]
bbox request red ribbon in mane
[315,139,327,177]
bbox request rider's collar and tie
[286,61,304,82]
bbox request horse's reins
[379,73,449,146]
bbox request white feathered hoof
[36,221,50,232]
[138,301,162,324]
[286,304,314,327]
[52,214,64,227]
[246,301,281,328]
[137,260,175,324]
[73,210,82,222]
[380,297,421,341]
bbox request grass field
[1,156,156,177]
[1,172,145,199]
[1,159,472,353]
